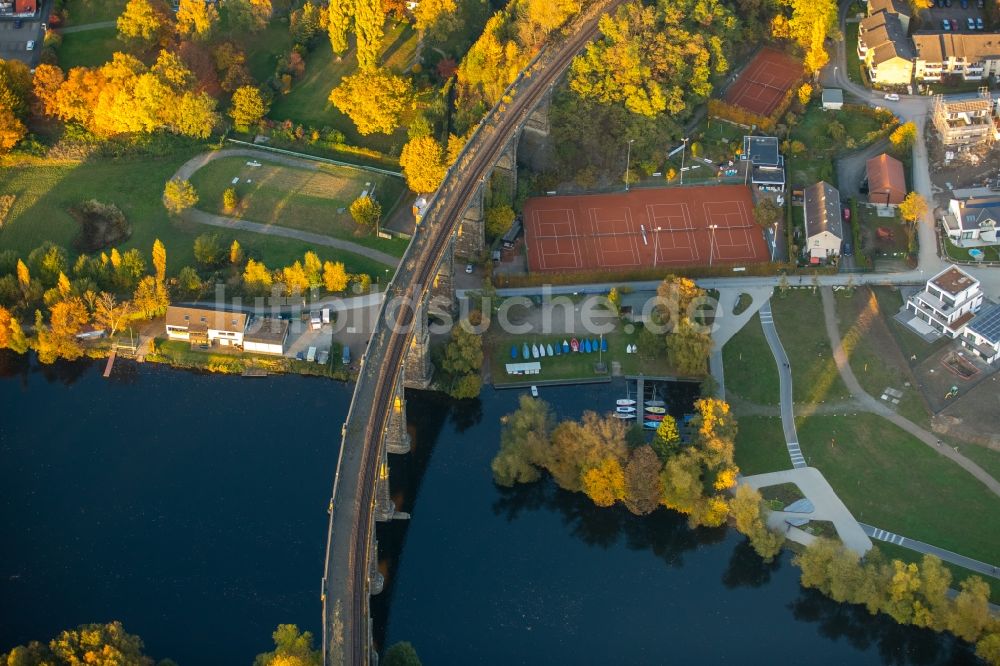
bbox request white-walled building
[243,317,290,355]
[803,181,844,262]
[942,196,1000,246]
[961,302,1000,363]
[905,266,984,338]
[165,306,248,347]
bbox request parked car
[530,385,539,398]
[968,16,976,30]
[13,18,22,28]
[465,263,473,274]
[977,17,984,29]
[843,242,854,257]
[884,93,900,101]
[978,0,984,8]
[842,207,851,221]
[961,0,969,8]
[25,40,34,51]
[295,351,305,361]
[942,19,951,30]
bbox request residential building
[913,33,1000,82]
[741,136,785,190]
[858,12,914,85]
[243,317,290,355]
[822,88,844,110]
[12,0,37,14]
[905,266,984,338]
[165,306,248,347]
[930,91,996,148]
[867,0,910,32]
[942,196,1000,245]
[866,153,906,206]
[803,181,844,262]
[961,301,1000,363]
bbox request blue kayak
[511,345,518,359]
[644,421,659,429]
[600,338,608,352]
[583,339,592,353]
[591,339,599,352]
[522,343,530,360]
[554,343,561,356]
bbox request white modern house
[742,136,785,191]
[942,196,1000,246]
[165,306,248,347]
[961,302,1000,363]
[803,181,844,262]
[905,266,984,339]
[243,317,290,355]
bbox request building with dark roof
[243,317,290,355]
[803,181,844,261]
[866,153,906,206]
[741,136,785,190]
[943,196,1000,246]
[868,0,911,31]
[962,301,1000,363]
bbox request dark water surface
[0,355,976,664]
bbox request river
[0,355,978,664]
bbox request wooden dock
[103,351,117,378]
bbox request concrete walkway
[756,300,805,468]
[861,523,1000,579]
[820,287,1000,498]
[742,467,873,555]
[171,149,402,267]
[58,20,116,34]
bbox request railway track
[325,2,627,663]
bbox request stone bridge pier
[455,132,521,260]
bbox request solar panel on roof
[969,303,1000,343]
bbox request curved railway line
[322,2,627,662]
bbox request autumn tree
[280,260,310,296]
[491,395,553,486]
[152,239,166,283]
[354,0,385,70]
[582,456,627,507]
[0,107,25,153]
[33,299,89,363]
[666,317,713,376]
[730,484,784,561]
[772,0,838,73]
[349,195,382,229]
[651,414,680,460]
[290,1,323,46]
[132,275,169,318]
[243,258,273,295]
[899,192,927,224]
[399,135,447,193]
[548,411,629,492]
[117,0,168,46]
[229,0,273,32]
[328,0,352,55]
[323,261,349,292]
[485,205,515,239]
[622,445,662,515]
[0,305,29,353]
[230,85,268,132]
[890,121,917,151]
[253,624,321,666]
[655,274,704,330]
[176,0,219,40]
[5,622,156,665]
[163,179,199,215]
[223,187,238,211]
[754,198,781,229]
[797,82,813,106]
[329,68,412,135]
[0,59,32,118]
[93,293,134,338]
[229,240,244,265]
[414,0,462,42]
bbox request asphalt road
[0,11,45,67]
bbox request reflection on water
[377,385,976,665]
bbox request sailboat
[643,421,659,429]
[613,412,637,420]
[615,406,636,414]
[644,414,665,422]
[538,344,545,358]
[583,339,592,353]
[562,340,570,353]
[645,406,667,415]
[531,344,540,359]
[645,399,666,407]
[546,343,555,356]
[570,338,579,352]
[600,337,608,352]
[616,398,637,406]
[522,343,530,360]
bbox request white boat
[615,406,636,414]
[644,400,665,407]
[531,344,539,359]
[616,398,637,406]
[645,406,666,415]
[613,412,636,420]
[538,344,546,358]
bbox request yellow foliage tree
[176,0,219,39]
[797,82,813,106]
[328,68,413,136]
[581,457,626,507]
[899,192,927,224]
[323,261,349,292]
[229,85,268,132]
[0,106,26,153]
[243,258,273,294]
[399,135,447,194]
[117,0,168,46]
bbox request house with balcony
[961,302,1000,364]
[913,33,1000,82]
[930,91,996,149]
[803,181,844,262]
[858,13,915,86]
[741,135,785,191]
[165,306,248,348]
[905,266,984,339]
[942,196,1000,246]
[867,0,911,31]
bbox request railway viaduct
[320,2,627,663]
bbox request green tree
[229,0,272,32]
[152,238,166,283]
[414,0,462,42]
[754,198,781,229]
[193,233,224,268]
[827,120,846,142]
[349,195,382,229]
[491,395,552,486]
[451,373,483,399]
[354,0,385,71]
[163,179,199,215]
[383,641,422,666]
[977,633,1000,666]
[229,85,269,132]
[442,323,483,376]
[254,624,321,666]
[947,576,992,642]
[177,266,204,298]
[329,69,413,135]
[399,135,447,193]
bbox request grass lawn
[798,412,1000,565]
[187,156,409,256]
[0,150,394,280]
[770,289,852,404]
[834,288,930,426]
[722,313,779,405]
[733,415,790,476]
[844,22,867,87]
[953,442,1000,484]
[875,541,1000,603]
[62,0,127,25]
[268,24,418,154]
[151,339,347,378]
[943,237,1000,263]
[56,27,120,69]
[872,286,950,364]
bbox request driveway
[0,10,45,66]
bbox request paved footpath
[58,20,116,33]
[756,299,806,468]
[820,287,1000,498]
[171,149,402,267]
[861,523,1000,579]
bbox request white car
[465,263,473,274]
[884,93,900,101]
[530,385,539,397]
[26,40,35,51]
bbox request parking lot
[0,15,45,66]
[924,2,989,33]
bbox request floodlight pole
[772,222,778,261]
[680,137,690,186]
[625,139,635,192]
[654,226,662,267]
[708,224,719,267]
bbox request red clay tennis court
[524,185,769,273]
[724,48,803,117]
